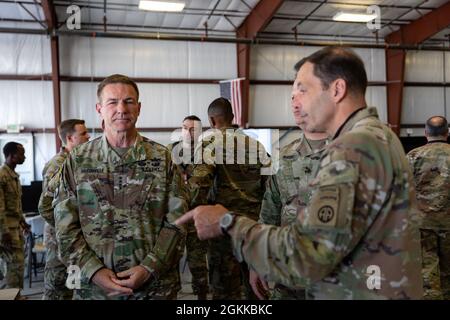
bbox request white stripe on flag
[233,80,237,124]
[235,80,238,124]
[236,80,242,126]
[235,80,242,125]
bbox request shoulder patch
[308,186,339,227]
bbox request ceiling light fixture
[333,11,377,23]
[139,1,185,12]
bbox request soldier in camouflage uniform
[177,47,423,300]
[168,115,209,300]
[0,142,30,291]
[189,97,269,300]
[38,119,90,300]
[53,74,188,300]
[250,127,328,299]
[407,116,450,300]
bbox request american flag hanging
[219,78,244,127]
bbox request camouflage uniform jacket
[259,133,328,227]
[54,134,189,299]
[407,141,450,230]
[189,127,269,220]
[229,107,423,299]
[38,149,68,227]
[167,141,195,188]
[0,164,25,246]
[168,141,196,232]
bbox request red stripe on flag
[220,78,243,127]
[231,79,242,126]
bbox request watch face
[220,213,233,228]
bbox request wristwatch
[219,212,238,235]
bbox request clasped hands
[92,265,151,297]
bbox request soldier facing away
[53,74,189,300]
[407,116,450,300]
[177,46,423,300]
[0,142,30,293]
[189,98,269,300]
[167,115,209,300]
[38,118,90,300]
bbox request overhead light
[139,1,185,12]
[333,11,377,22]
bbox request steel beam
[385,49,405,135]
[385,2,450,45]
[385,1,450,135]
[41,0,57,31]
[236,0,284,128]
[41,0,61,151]
[50,36,62,151]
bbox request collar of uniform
[296,132,312,155]
[290,132,329,158]
[59,147,69,157]
[100,133,147,164]
[167,140,181,152]
[283,132,314,160]
[427,140,448,144]
[1,164,19,179]
[220,126,239,133]
[280,133,304,160]
[332,107,378,140]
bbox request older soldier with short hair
[38,118,90,300]
[0,142,30,292]
[54,74,188,300]
[407,116,450,300]
[177,47,423,300]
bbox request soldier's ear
[332,78,347,104]
[95,103,102,114]
[209,117,216,128]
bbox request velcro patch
[308,185,339,227]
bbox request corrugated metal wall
[0,34,449,179]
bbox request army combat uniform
[407,140,450,299]
[190,127,269,300]
[259,133,328,299]
[0,164,25,289]
[38,148,73,300]
[168,141,209,298]
[228,107,423,299]
[54,134,188,300]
